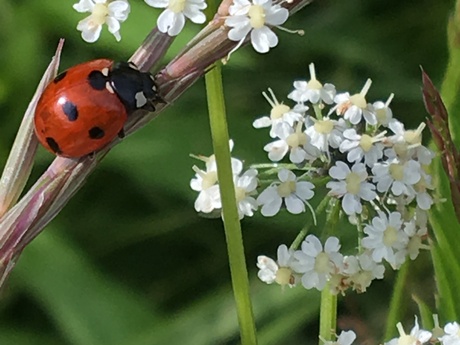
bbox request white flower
[234,169,258,219]
[411,171,434,210]
[191,166,221,213]
[339,128,385,166]
[253,88,304,138]
[361,211,408,268]
[387,120,434,165]
[440,322,460,345]
[385,316,432,345]
[288,63,336,105]
[373,93,394,126]
[432,315,445,340]
[264,122,319,164]
[190,141,243,214]
[305,117,346,153]
[331,79,377,125]
[414,207,428,229]
[73,0,130,42]
[343,253,384,293]
[372,159,421,197]
[257,169,315,216]
[404,219,429,260]
[190,154,242,195]
[191,165,258,218]
[323,330,357,345]
[326,161,377,215]
[257,244,297,286]
[291,235,343,291]
[388,120,422,147]
[145,0,207,36]
[225,0,289,54]
[195,140,243,174]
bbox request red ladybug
[34,59,158,158]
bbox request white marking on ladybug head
[135,91,147,108]
[106,82,115,94]
[128,62,138,70]
[101,67,109,76]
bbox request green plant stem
[205,64,258,345]
[384,260,409,341]
[319,286,337,344]
[318,197,339,344]
[324,198,340,238]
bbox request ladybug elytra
[34,59,158,158]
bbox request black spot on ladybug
[46,137,62,154]
[62,101,78,121]
[53,71,67,83]
[89,127,105,139]
[87,70,107,90]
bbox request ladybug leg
[118,128,125,139]
[88,151,97,160]
[142,101,156,112]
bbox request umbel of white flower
[190,62,434,294]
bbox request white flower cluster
[190,144,317,220]
[310,316,460,345]
[73,0,207,42]
[251,63,434,293]
[73,0,290,52]
[190,63,434,293]
[257,235,384,293]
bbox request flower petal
[251,26,278,53]
[285,195,305,214]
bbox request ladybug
[34,59,159,158]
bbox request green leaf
[257,289,320,345]
[426,4,460,322]
[413,294,434,330]
[442,12,460,145]
[0,327,64,345]
[14,229,160,345]
[132,284,319,345]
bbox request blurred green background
[0,0,452,344]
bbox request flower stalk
[319,285,337,344]
[205,63,258,345]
